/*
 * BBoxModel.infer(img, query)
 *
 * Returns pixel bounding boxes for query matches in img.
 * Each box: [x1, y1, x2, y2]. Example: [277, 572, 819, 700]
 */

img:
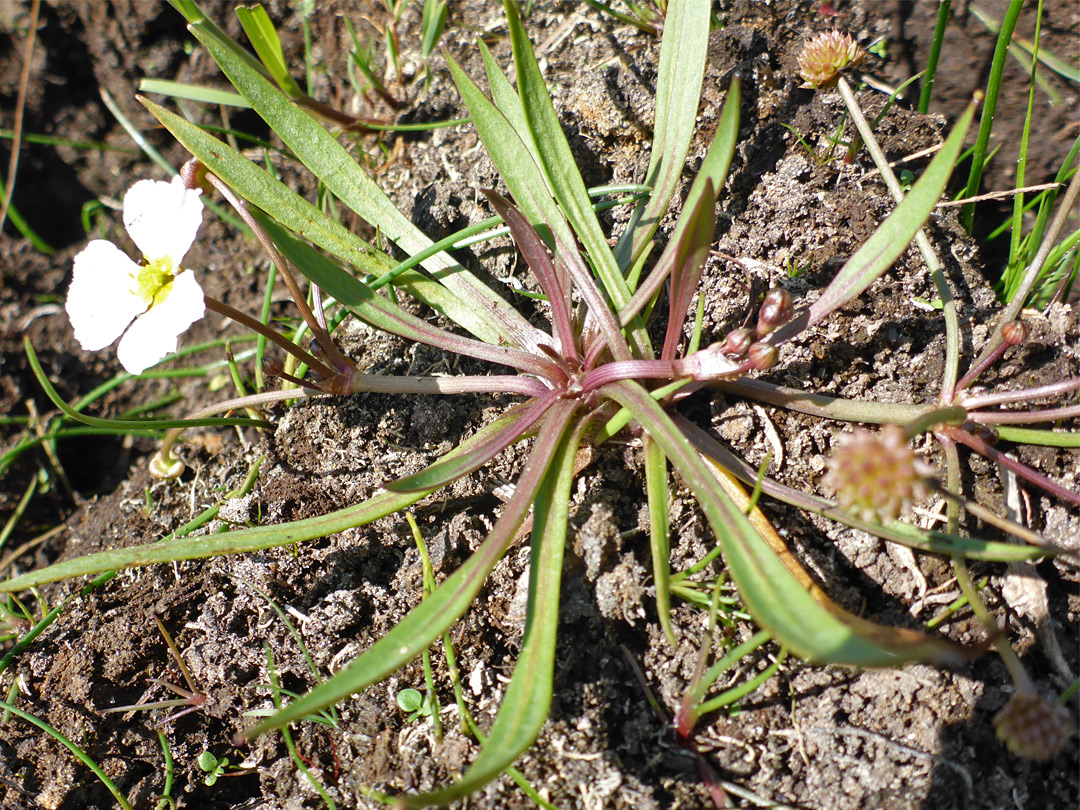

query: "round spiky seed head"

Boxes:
[994, 692, 1074, 761]
[747, 341, 779, 370]
[824, 425, 934, 521]
[1002, 320, 1030, 346]
[756, 288, 795, 337]
[798, 30, 865, 89]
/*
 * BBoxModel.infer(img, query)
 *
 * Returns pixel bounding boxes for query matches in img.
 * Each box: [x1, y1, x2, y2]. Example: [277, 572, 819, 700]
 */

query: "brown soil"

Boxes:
[0, 2, 1077, 810]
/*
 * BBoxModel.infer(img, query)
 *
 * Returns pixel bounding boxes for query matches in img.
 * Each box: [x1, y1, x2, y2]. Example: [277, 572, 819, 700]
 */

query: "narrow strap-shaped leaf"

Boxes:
[141, 98, 389, 276]
[241, 400, 581, 739]
[188, 25, 543, 351]
[645, 435, 677, 647]
[619, 74, 741, 329]
[402, 413, 588, 807]
[769, 98, 977, 346]
[660, 179, 716, 360]
[478, 41, 549, 204]
[612, 0, 712, 273]
[446, 52, 574, 259]
[0, 407, 531, 594]
[551, 229, 633, 363]
[674, 415, 1050, 563]
[253, 210, 563, 380]
[386, 388, 561, 492]
[604, 380, 963, 666]
[481, 191, 576, 362]
[234, 4, 303, 98]
[502, 1, 629, 312]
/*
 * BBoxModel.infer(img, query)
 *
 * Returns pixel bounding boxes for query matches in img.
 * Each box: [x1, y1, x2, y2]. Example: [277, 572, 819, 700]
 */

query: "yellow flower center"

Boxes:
[135, 257, 177, 308]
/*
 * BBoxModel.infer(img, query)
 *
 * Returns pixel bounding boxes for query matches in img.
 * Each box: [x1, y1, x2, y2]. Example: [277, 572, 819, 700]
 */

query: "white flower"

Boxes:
[66, 176, 206, 374]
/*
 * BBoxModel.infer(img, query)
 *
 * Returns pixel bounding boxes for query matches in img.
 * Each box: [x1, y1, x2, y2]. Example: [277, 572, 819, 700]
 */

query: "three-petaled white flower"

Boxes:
[66, 176, 206, 374]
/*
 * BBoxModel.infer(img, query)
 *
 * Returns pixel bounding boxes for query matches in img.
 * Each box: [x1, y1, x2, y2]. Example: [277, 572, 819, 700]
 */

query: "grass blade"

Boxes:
[961, 0, 1023, 231]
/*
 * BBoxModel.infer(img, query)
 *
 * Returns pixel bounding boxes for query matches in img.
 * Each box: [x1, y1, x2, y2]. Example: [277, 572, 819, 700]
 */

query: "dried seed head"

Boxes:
[994, 692, 1074, 761]
[824, 425, 934, 521]
[798, 30, 865, 88]
[756, 288, 795, 337]
[747, 342, 779, 370]
[1002, 320, 1030, 346]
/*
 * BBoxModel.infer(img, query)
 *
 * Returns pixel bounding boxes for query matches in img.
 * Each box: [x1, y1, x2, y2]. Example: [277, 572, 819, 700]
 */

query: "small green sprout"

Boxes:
[197, 751, 228, 787]
[866, 38, 889, 60]
[396, 687, 437, 723]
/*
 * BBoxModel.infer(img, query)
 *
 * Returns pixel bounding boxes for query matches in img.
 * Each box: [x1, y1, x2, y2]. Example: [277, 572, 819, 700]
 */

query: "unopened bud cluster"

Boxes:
[994, 692, 1074, 761]
[824, 425, 934, 521]
[681, 287, 794, 377]
[798, 30, 865, 89]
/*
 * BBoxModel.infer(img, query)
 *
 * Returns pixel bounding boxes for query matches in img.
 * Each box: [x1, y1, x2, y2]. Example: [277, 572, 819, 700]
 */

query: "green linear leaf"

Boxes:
[645, 436, 676, 648]
[0, 407, 526, 595]
[140, 98, 388, 275]
[189, 25, 539, 350]
[446, 52, 572, 257]
[607, 380, 962, 667]
[613, 0, 712, 272]
[235, 4, 303, 98]
[252, 210, 562, 379]
[502, 0, 629, 311]
[138, 79, 251, 108]
[403, 414, 586, 807]
[241, 401, 580, 739]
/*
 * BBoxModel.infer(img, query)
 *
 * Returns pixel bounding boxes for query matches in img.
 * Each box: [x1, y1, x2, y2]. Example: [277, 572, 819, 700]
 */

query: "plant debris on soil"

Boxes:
[0, 2, 1077, 809]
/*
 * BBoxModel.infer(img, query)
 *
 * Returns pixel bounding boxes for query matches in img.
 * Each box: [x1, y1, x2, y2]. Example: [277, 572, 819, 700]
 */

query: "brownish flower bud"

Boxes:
[756, 288, 795, 337]
[721, 326, 754, 357]
[262, 357, 286, 378]
[180, 159, 212, 194]
[994, 692, 1074, 761]
[824, 425, 935, 522]
[1002, 320, 1029, 346]
[797, 31, 865, 89]
[747, 342, 778, 370]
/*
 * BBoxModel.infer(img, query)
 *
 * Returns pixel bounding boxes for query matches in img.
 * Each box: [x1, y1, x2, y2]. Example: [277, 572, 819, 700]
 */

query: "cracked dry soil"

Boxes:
[0, 1, 1078, 809]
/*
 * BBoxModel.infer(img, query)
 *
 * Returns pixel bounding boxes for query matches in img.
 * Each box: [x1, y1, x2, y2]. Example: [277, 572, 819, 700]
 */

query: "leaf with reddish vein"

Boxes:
[255, 210, 564, 382]
[481, 191, 578, 363]
[386, 389, 564, 492]
[240, 400, 581, 741]
[661, 179, 717, 360]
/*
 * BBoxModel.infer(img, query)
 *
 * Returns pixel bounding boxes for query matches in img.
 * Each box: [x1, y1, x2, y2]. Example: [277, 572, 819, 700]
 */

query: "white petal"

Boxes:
[116, 271, 205, 374]
[66, 240, 146, 352]
[123, 176, 204, 264]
